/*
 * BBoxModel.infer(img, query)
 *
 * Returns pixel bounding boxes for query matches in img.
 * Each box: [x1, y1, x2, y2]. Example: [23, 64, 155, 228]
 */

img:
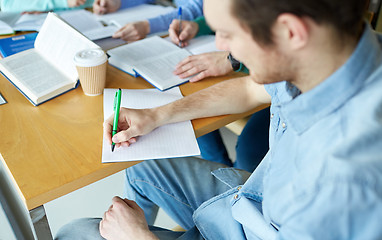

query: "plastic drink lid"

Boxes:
[74, 48, 108, 67]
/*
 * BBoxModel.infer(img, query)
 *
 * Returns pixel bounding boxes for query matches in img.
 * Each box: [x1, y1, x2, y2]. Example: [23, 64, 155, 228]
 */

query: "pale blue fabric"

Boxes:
[0, 0, 154, 12]
[127, 23, 382, 239]
[120, 0, 155, 9]
[0, 0, 94, 12]
[197, 107, 269, 172]
[55, 23, 382, 239]
[0, 0, 203, 35]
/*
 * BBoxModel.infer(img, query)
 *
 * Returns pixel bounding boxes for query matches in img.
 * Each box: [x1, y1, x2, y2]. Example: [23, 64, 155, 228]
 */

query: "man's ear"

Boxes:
[274, 13, 309, 50]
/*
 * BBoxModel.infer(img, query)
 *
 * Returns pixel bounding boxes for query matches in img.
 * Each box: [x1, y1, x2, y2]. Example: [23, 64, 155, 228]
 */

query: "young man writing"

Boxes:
[56, 0, 382, 239]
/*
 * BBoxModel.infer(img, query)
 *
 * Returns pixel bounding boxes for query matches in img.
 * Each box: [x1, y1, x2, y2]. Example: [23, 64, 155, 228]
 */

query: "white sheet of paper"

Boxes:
[96, 4, 174, 28]
[102, 88, 200, 163]
[164, 35, 219, 55]
[185, 35, 219, 55]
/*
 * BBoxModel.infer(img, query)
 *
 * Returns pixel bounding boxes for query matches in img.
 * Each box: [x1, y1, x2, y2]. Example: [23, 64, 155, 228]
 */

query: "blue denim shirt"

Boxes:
[193, 24, 382, 240]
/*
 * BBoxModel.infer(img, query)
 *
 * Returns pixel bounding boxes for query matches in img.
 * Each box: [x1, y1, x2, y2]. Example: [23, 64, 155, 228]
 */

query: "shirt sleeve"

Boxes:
[1, 0, 93, 12]
[148, 0, 203, 34]
[120, 0, 155, 9]
[275, 181, 382, 240]
[194, 16, 214, 36]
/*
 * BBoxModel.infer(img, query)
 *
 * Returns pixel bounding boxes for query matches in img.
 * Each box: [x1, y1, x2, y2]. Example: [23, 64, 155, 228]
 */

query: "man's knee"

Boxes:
[55, 218, 104, 240]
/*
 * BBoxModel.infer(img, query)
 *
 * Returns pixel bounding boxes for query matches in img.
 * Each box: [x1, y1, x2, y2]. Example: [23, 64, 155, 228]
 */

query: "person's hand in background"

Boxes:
[93, 0, 121, 15]
[112, 20, 150, 41]
[169, 19, 199, 47]
[174, 51, 233, 82]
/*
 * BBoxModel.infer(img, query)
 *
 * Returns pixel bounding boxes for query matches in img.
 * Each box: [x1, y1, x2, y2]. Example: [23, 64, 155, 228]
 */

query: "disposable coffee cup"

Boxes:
[74, 48, 108, 96]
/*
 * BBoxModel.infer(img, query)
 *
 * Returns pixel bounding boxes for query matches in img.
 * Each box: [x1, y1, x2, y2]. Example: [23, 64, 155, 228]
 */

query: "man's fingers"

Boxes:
[169, 20, 181, 43]
[169, 29, 180, 45]
[103, 121, 113, 144]
[179, 65, 203, 78]
[189, 71, 208, 82]
[113, 26, 133, 41]
[112, 196, 123, 204]
[112, 128, 137, 144]
[179, 28, 190, 41]
[112, 29, 123, 38]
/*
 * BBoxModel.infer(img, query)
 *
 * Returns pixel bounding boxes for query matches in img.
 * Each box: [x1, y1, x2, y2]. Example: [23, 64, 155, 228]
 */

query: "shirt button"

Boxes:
[237, 186, 242, 191]
[282, 122, 286, 128]
[234, 194, 239, 200]
[271, 113, 274, 119]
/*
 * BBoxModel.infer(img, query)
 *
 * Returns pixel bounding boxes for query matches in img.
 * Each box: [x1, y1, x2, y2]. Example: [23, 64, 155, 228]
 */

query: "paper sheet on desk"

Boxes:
[102, 88, 200, 163]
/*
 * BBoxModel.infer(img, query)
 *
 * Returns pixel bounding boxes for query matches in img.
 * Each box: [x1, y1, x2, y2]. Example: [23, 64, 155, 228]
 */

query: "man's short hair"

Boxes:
[231, 0, 369, 45]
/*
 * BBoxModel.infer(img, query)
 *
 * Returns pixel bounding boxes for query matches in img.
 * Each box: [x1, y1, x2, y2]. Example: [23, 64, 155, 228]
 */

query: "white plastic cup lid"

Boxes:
[73, 48, 108, 67]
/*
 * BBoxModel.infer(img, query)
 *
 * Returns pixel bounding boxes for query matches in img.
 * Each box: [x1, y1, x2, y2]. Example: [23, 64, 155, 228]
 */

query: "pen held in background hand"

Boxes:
[178, 7, 183, 47]
[111, 88, 122, 152]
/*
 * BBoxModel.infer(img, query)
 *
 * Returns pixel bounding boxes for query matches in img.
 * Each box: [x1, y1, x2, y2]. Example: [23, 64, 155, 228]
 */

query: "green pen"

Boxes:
[111, 88, 122, 152]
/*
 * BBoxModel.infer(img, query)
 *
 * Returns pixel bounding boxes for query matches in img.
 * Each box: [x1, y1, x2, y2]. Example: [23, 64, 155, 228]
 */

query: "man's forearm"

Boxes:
[154, 76, 271, 126]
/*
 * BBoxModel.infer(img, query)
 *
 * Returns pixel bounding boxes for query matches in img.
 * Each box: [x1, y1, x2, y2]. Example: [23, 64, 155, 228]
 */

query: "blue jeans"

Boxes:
[55, 158, 248, 240]
[197, 107, 270, 172]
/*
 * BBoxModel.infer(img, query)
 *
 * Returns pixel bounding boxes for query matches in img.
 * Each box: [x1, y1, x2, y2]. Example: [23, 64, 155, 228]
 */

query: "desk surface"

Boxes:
[0, 62, 262, 210]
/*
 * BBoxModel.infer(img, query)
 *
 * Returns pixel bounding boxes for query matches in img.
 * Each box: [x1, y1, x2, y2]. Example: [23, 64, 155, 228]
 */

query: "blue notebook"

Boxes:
[0, 32, 38, 58]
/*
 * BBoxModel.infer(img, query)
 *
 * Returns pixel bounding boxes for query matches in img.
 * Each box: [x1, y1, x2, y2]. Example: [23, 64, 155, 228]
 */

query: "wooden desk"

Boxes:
[0, 64, 263, 212]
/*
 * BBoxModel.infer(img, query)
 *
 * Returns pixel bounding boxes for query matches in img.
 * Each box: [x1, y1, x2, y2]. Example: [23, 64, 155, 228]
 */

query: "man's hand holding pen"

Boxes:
[103, 108, 160, 149]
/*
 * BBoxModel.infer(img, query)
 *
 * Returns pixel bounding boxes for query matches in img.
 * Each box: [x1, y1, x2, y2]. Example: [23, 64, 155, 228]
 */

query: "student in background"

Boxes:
[92, 0, 154, 14]
[169, 16, 270, 172]
[0, 0, 94, 12]
[93, 0, 203, 41]
[56, 0, 382, 239]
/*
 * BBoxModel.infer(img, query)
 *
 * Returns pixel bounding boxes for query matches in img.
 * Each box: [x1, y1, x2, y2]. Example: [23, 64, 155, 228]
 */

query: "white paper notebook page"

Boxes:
[133, 49, 191, 90]
[96, 4, 174, 28]
[102, 88, 200, 163]
[185, 35, 219, 55]
[35, 13, 99, 81]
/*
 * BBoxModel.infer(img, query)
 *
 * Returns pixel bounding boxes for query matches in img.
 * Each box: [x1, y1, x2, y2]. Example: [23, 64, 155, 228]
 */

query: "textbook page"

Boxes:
[164, 35, 219, 55]
[0, 49, 74, 104]
[12, 13, 48, 31]
[35, 13, 99, 81]
[185, 35, 219, 55]
[102, 88, 200, 163]
[133, 49, 191, 90]
[107, 36, 181, 75]
[96, 4, 174, 28]
[0, 20, 14, 35]
[107, 36, 178, 64]
[59, 9, 118, 40]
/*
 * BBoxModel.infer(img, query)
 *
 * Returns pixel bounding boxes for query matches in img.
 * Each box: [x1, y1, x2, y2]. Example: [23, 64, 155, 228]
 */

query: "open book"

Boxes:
[0, 12, 40, 35]
[0, 13, 99, 106]
[0, 10, 118, 41]
[0, 4, 175, 38]
[107, 35, 218, 91]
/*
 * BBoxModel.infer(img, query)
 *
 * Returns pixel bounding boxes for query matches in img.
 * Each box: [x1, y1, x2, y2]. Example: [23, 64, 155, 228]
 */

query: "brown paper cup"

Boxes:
[76, 61, 107, 96]
[74, 48, 108, 96]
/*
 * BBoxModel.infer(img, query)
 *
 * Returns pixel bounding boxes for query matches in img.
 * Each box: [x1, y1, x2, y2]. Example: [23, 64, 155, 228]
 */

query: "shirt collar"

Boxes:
[279, 23, 382, 135]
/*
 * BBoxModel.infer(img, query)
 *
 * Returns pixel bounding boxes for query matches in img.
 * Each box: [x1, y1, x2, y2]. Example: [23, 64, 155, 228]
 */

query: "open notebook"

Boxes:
[102, 87, 200, 163]
[107, 35, 218, 91]
[0, 154, 37, 240]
